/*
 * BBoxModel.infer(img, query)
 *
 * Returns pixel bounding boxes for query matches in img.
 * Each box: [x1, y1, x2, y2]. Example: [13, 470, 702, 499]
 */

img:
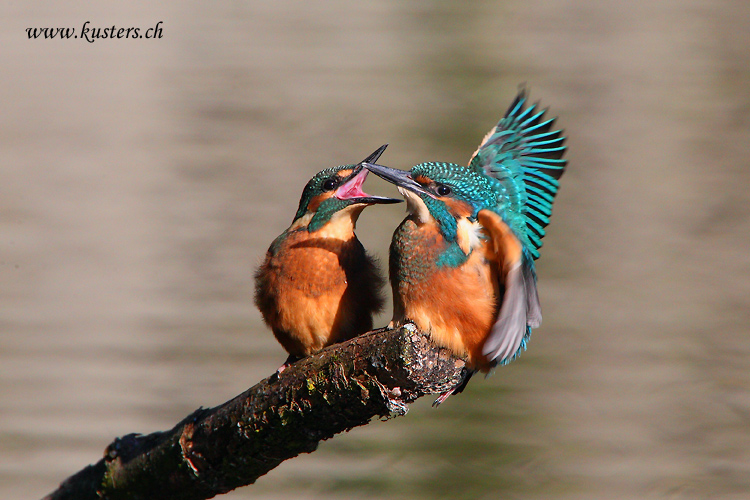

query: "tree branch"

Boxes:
[43, 326, 467, 500]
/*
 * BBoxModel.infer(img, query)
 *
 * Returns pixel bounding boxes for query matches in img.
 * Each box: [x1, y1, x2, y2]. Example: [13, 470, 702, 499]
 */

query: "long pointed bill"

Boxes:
[362, 162, 428, 195]
[360, 144, 389, 165]
[335, 166, 402, 205]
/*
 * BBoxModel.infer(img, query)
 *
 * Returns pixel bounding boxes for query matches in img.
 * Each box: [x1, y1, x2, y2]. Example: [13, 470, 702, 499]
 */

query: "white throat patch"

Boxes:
[399, 187, 433, 224]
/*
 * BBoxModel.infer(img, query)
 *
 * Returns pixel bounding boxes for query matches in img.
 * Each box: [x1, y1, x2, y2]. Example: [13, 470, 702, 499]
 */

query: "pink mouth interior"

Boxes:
[335, 169, 371, 200]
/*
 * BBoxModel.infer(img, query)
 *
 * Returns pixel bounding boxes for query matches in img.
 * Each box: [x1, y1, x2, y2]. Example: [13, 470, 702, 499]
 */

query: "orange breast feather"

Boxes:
[393, 220, 500, 370]
[255, 230, 383, 357]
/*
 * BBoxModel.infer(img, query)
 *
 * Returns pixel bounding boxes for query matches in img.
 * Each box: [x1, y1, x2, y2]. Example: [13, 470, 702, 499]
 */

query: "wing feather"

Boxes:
[469, 90, 567, 260]
[477, 209, 541, 365]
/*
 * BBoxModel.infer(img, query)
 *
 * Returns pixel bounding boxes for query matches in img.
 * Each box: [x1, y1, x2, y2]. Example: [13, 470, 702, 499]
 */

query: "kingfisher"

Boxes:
[365, 91, 567, 404]
[255, 145, 401, 372]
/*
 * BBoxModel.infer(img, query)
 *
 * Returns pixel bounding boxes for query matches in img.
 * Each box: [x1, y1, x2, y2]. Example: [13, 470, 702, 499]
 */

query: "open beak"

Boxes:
[362, 162, 428, 196]
[335, 163, 402, 205]
[361, 144, 389, 165]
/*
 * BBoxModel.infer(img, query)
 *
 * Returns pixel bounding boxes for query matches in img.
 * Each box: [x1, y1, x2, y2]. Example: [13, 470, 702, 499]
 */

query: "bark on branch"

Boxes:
[44, 326, 467, 500]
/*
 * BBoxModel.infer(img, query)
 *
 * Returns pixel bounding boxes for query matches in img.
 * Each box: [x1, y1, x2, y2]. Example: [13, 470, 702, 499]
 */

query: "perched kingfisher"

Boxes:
[255, 145, 401, 372]
[365, 91, 567, 404]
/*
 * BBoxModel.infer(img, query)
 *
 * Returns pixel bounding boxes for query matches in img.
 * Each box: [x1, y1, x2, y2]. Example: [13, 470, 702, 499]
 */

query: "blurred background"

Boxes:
[2, 1, 749, 499]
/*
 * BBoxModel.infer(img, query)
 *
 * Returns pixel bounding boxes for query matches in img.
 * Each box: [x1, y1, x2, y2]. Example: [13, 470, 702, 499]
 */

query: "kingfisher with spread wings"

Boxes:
[364, 91, 567, 404]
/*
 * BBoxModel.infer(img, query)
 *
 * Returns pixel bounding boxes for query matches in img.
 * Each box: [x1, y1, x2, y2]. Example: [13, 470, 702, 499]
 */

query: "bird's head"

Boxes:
[292, 145, 402, 233]
[364, 161, 497, 242]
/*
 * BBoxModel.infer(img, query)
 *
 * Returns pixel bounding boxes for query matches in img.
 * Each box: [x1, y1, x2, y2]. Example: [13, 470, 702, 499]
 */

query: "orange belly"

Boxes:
[255, 231, 384, 357]
[390, 219, 500, 370]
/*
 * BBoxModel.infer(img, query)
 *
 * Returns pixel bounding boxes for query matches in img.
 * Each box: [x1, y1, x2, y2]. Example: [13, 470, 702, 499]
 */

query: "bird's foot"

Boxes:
[275, 354, 302, 376]
[431, 368, 476, 407]
[432, 390, 454, 407]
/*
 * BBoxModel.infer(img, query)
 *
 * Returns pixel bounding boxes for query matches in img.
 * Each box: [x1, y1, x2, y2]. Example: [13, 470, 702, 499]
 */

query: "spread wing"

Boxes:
[477, 209, 541, 365]
[469, 90, 567, 260]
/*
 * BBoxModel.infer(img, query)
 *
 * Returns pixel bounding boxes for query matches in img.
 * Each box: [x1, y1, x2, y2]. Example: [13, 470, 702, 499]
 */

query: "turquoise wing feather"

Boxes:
[468, 90, 567, 260]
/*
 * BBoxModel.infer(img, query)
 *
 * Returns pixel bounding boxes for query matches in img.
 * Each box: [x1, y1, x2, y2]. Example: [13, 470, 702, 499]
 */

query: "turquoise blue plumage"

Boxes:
[468, 91, 567, 260]
[365, 90, 567, 404]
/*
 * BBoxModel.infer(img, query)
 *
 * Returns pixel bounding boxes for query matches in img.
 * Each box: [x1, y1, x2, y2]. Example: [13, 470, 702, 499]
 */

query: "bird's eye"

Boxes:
[436, 184, 452, 196]
[322, 178, 338, 191]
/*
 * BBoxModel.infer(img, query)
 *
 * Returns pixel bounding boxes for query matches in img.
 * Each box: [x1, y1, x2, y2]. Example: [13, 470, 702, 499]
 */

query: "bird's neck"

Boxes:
[401, 188, 460, 244]
[392, 218, 472, 274]
[431, 218, 484, 268]
[288, 205, 365, 241]
[400, 188, 432, 224]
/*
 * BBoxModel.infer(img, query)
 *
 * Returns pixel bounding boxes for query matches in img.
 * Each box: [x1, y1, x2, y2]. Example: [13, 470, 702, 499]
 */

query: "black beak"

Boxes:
[334, 160, 402, 205]
[360, 144, 389, 165]
[363, 162, 428, 195]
